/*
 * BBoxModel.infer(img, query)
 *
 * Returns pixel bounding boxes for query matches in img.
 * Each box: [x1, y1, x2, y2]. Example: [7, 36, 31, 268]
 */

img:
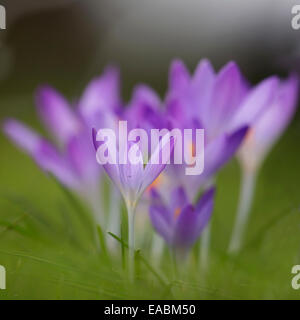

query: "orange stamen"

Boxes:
[174, 207, 181, 219]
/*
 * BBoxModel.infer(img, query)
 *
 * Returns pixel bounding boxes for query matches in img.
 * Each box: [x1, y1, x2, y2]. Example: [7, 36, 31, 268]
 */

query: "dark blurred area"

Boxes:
[0, 0, 299, 105]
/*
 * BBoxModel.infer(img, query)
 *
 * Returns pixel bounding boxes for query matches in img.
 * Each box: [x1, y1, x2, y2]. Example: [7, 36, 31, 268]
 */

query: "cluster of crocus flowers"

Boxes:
[3, 58, 298, 278]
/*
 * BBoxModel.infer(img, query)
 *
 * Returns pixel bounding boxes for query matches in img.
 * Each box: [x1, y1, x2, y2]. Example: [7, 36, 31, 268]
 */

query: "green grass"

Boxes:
[0, 98, 300, 300]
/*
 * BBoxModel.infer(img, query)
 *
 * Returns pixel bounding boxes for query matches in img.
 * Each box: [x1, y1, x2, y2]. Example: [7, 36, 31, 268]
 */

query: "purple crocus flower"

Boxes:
[3, 67, 120, 225]
[149, 186, 215, 255]
[163, 59, 249, 199]
[93, 127, 175, 278]
[236, 75, 299, 172]
[92, 129, 175, 208]
[157, 59, 249, 268]
[229, 74, 299, 253]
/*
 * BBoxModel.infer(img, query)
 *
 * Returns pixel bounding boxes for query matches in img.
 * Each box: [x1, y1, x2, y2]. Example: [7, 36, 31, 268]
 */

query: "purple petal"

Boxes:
[193, 59, 215, 83]
[67, 132, 100, 183]
[165, 96, 188, 128]
[36, 86, 79, 143]
[35, 140, 79, 189]
[92, 128, 121, 190]
[204, 126, 248, 178]
[228, 76, 279, 131]
[141, 134, 175, 193]
[150, 188, 164, 204]
[207, 62, 242, 136]
[118, 150, 144, 196]
[251, 75, 299, 158]
[170, 186, 189, 214]
[169, 59, 190, 92]
[3, 119, 41, 154]
[125, 86, 164, 131]
[195, 187, 215, 233]
[173, 205, 200, 248]
[150, 205, 172, 245]
[92, 128, 101, 150]
[78, 66, 120, 127]
[130, 84, 161, 110]
[3, 119, 78, 188]
[191, 59, 215, 121]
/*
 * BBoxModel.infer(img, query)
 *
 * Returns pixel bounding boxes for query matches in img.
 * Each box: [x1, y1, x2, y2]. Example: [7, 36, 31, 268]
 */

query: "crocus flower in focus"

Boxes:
[149, 186, 215, 257]
[93, 128, 174, 278]
[229, 75, 299, 253]
[3, 67, 121, 226]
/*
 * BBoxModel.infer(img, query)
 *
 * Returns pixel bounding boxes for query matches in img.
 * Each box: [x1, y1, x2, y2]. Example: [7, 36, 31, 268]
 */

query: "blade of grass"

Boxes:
[107, 232, 168, 286]
[245, 204, 299, 250]
[108, 231, 128, 247]
[97, 225, 110, 262]
[51, 176, 93, 230]
[0, 213, 29, 236]
[135, 249, 167, 286]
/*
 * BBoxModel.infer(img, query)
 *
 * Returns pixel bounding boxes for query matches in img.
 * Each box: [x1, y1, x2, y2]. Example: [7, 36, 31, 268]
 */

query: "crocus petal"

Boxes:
[125, 84, 164, 131]
[141, 134, 175, 193]
[3, 119, 41, 154]
[118, 143, 144, 198]
[228, 76, 279, 131]
[150, 188, 164, 204]
[67, 132, 100, 184]
[3, 119, 79, 188]
[193, 59, 215, 84]
[204, 126, 248, 179]
[195, 187, 215, 233]
[170, 186, 189, 214]
[207, 62, 242, 137]
[191, 59, 215, 121]
[242, 75, 299, 166]
[92, 128, 101, 150]
[35, 140, 79, 189]
[130, 84, 161, 110]
[78, 66, 120, 127]
[36, 86, 79, 143]
[169, 59, 190, 92]
[150, 205, 173, 245]
[165, 96, 188, 128]
[92, 128, 121, 190]
[172, 205, 200, 248]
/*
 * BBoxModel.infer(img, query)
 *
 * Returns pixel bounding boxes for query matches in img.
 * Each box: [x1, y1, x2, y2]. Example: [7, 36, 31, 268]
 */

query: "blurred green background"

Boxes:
[0, 0, 300, 299]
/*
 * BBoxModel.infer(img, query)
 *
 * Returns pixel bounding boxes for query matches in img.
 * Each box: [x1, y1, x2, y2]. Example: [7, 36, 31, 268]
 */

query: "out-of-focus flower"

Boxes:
[236, 75, 299, 172]
[4, 118, 97, 192]
[149, 186, 215, 256]
[3, 67, 120, 226]
[123, 84, 166, 133]
[229, 74, 299, 253]
[163, 59, 249, 199]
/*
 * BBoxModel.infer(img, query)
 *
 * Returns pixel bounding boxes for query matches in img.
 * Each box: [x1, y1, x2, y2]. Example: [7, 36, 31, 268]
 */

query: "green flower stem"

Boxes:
[126, 202, 137, 281]
[200, 223, 211, 272]
[228, 169, 257, 254]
